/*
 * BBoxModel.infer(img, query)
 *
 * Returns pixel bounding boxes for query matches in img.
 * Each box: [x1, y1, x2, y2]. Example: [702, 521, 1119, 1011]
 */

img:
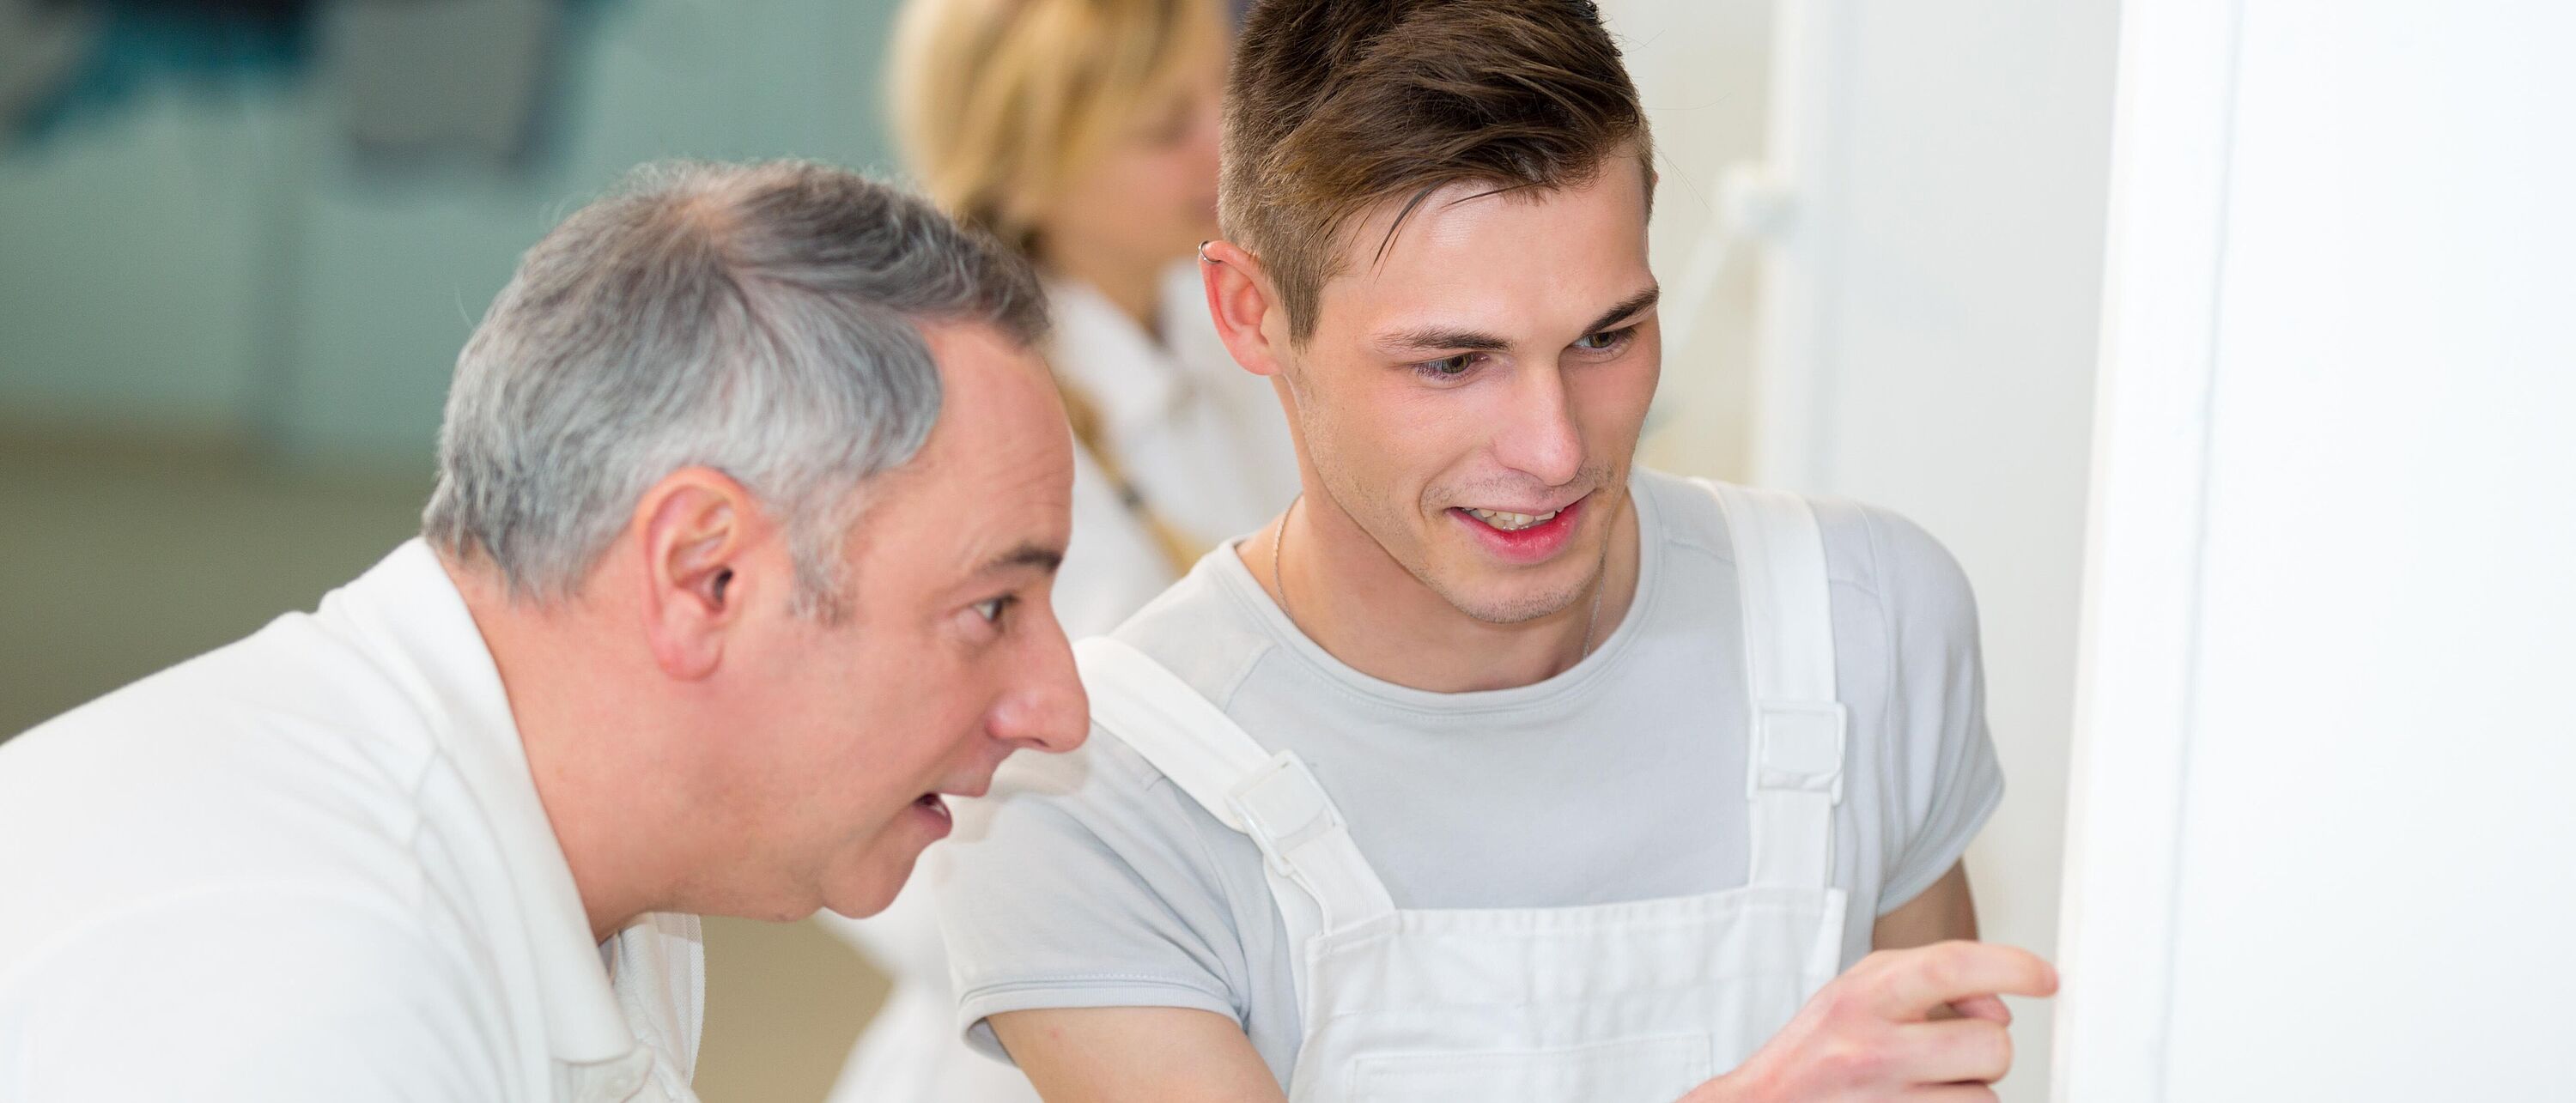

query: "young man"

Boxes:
[935, 2, 2054, 1101]
[0, 161, 1089, 1100]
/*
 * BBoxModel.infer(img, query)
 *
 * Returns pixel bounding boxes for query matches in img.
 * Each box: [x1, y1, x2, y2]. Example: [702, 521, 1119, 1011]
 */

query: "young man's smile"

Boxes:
[1449, 493, 1586, 562]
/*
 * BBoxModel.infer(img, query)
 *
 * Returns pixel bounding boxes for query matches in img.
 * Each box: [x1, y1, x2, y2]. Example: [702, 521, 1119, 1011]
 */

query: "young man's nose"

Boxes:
[1492, 361, 1586, 487]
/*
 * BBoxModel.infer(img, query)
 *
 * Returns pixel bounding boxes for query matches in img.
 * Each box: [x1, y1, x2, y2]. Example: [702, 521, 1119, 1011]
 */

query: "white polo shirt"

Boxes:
[0, 540, 702, 1102]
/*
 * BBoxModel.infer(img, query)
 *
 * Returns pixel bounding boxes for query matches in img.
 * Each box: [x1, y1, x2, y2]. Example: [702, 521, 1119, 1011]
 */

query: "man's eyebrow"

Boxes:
[1583, 287, 1662, 336]
[1371, 325, 1512, 356]
[1368, 286, 1664, 358]
[979, 542, 1064, 577]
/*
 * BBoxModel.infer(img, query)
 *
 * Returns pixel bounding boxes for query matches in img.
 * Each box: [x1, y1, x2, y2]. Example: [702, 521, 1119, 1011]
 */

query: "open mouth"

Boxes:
[1462, 506, 1562, 532]
[913, 792, 952, 826]
[1449, 496, 1585, 562]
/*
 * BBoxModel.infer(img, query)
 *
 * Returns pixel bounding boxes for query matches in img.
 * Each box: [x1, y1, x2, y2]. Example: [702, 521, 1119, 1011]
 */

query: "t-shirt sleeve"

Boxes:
[934, 736, 1258, 1064]
[0, 890, 509, 1101]
[1861, 506, 2008, 915]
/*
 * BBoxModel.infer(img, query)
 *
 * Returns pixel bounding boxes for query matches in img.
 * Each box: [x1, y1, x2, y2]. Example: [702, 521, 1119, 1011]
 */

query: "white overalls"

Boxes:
[1073, 481, 1851, 1103]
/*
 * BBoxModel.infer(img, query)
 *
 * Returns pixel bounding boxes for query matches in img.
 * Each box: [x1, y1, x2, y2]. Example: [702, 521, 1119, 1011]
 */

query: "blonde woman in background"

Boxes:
[823, 1, 1296, 1100]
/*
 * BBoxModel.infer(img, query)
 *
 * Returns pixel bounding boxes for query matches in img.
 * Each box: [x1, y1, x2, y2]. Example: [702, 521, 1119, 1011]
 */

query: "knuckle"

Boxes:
[1818, 978, 1872, 1022]
[1817, 1039, 1885, 1087]
[1943, 1021, 2012, 1082]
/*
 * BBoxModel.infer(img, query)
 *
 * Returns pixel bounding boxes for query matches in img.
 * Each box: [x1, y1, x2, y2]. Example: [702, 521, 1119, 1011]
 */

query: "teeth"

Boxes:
[1467, 506, 1560, 531]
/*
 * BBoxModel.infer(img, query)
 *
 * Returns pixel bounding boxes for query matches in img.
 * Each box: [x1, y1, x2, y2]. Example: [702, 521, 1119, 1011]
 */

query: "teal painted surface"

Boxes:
[0, 88, 274, 432]
[0, 0, 904, 464]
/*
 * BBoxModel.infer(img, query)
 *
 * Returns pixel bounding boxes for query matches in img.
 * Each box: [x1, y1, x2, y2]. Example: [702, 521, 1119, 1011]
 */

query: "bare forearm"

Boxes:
[993, 1007, 1287, 1103]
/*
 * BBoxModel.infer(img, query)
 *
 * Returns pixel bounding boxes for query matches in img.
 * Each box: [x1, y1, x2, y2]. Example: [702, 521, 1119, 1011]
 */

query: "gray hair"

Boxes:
[422, 159, 1047, 618]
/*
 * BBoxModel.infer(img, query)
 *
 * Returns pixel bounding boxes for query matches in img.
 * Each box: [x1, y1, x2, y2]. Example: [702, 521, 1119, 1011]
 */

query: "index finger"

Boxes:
[1870, 941, 2058, 1019]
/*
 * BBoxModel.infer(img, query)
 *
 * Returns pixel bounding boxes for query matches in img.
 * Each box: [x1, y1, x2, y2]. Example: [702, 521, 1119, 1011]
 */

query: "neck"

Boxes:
[1041, 242, 1165, 340]
[1243, 488, 1642, 694]
[445, 559, 688, 944]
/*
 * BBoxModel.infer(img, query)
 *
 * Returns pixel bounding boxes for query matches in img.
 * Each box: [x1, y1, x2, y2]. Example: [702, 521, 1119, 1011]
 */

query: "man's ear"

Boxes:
[633, 467, 763, 681]
[1200, 239, 1291, 379]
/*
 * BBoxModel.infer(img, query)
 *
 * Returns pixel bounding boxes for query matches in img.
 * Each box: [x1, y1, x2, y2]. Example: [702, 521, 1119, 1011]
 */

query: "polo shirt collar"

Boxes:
[325, 539, 642, 1070]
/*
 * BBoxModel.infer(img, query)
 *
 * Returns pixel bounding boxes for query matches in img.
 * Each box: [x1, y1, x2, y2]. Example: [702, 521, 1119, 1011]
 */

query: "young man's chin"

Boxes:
[1428, 555, 1603, 627]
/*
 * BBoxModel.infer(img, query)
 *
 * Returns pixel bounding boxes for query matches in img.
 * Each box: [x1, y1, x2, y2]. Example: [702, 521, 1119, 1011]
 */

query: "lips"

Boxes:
[1451, 495, 1585, 563]
[1463, 506, 1562, 531]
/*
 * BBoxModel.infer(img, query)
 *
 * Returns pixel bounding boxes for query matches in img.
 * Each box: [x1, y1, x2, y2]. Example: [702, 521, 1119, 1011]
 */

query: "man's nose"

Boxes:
[990, 620, 1091, 755]
[1492, 361, 1586, 487]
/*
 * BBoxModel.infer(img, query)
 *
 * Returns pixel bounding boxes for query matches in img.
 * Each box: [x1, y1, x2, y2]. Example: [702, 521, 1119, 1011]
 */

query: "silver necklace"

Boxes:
[1271, 494, 1611, 659]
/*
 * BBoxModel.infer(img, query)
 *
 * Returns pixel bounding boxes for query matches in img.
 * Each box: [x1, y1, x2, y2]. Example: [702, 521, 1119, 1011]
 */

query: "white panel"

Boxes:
[2161, 1, 2576, 1098]
[2063, 0, 2576, 1098]
[2050, 0, 2243, 1098]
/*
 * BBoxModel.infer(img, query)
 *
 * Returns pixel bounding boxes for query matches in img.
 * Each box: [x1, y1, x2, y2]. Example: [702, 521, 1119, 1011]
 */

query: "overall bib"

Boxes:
[1075, 482, 1850, 1103]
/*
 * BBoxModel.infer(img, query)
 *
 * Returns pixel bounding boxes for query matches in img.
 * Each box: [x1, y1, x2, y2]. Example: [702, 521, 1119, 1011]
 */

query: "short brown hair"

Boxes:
[1220, 0, 1652, 343]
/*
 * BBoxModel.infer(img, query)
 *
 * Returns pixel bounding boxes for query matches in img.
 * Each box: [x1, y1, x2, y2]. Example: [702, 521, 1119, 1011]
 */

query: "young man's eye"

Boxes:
[973, 595, 1017, 625]
[1575, 325, 1636, 353]
[1411, 353, 1483, 379]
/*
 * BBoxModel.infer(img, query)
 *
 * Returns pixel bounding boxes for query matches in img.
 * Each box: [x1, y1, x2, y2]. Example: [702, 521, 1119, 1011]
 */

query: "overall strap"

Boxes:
[1072, 638, 1397, 1016]
[1701, 481, 1848, 891]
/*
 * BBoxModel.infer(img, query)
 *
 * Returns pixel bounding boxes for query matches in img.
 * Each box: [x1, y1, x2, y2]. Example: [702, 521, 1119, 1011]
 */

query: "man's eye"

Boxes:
[1413, 353, 1481, 379]
[973, 596, 1016, 624]
[1575, 325, 1635, 353]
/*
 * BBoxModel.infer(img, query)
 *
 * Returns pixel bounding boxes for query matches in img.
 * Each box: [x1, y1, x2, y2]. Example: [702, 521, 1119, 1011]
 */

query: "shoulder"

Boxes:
[1811, 499, 1979, 635]
[2, 886, 465, 995]
[0, 604, 443, 806]
[953, 565, 1281, 936]
[1633, 470, 1975, 627]
[1108, 548, 1283, 707]
[1629, 468, 1727, 555]
[0, 615, 443, 964]
[975, 548, 1279, 886]
[939, 721, 1273, 1014]
[966, 716, 1226, 865]
[9, 599, 446, 772]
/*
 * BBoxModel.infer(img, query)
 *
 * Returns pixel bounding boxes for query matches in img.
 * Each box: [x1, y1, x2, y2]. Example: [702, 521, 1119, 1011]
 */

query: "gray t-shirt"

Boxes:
[936, 469, 2003, 1084]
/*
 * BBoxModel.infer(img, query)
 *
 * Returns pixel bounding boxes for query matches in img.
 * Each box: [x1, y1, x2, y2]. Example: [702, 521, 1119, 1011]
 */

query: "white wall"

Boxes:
[1599, 0, 1771, 482]
[2056, 2, 2576, 1100]
[1737, 2, 2123, 1098]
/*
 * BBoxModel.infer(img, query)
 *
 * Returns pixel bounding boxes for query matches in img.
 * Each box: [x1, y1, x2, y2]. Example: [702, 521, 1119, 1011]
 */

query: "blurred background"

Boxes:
[14, 0, 2567, 1100]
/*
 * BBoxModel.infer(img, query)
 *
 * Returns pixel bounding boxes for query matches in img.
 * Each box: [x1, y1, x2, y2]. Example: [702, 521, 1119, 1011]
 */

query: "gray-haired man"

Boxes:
[0, 161, 1089, 1101]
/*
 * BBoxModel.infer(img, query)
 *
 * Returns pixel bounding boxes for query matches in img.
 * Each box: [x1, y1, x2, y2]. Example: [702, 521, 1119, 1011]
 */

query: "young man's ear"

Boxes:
[632, 467, 761, 680]
[1199, 239, 1291, 379]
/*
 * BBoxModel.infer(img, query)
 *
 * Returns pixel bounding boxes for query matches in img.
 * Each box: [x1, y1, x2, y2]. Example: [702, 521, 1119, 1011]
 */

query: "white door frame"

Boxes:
[2049, 0, 2243, 1099]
